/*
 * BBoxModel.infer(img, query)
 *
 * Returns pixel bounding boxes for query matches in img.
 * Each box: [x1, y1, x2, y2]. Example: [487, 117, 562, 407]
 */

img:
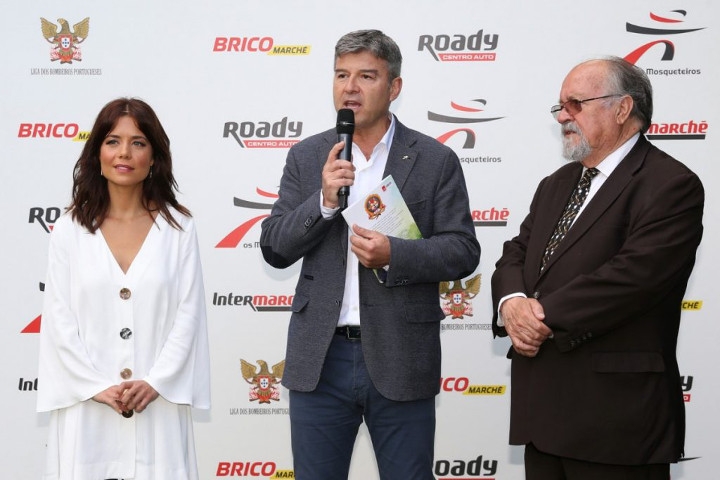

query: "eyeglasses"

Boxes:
[550, 94, 623, 119]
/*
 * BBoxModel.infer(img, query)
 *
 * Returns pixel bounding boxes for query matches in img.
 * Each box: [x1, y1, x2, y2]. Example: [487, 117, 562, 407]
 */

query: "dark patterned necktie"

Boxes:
[540, 167, 599, 271]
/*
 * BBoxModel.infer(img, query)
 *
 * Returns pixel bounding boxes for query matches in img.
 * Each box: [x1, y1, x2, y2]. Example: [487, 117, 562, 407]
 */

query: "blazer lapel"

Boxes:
[539, 137, 649, 276]
[382, 120, 417, 191]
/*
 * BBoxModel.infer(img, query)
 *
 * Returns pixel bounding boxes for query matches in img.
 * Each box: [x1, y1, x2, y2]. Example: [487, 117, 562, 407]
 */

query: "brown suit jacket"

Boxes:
[491, 135, 704, 465]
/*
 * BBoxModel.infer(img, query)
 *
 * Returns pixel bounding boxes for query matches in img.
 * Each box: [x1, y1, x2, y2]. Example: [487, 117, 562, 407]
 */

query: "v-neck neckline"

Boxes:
[98, 215, 160, 276]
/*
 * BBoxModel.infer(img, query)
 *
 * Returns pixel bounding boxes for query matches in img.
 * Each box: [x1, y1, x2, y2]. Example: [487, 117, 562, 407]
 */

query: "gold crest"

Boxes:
[41, 17, 90, 64]
[440, 274, 481, 319]
[240, 359, 285, 404]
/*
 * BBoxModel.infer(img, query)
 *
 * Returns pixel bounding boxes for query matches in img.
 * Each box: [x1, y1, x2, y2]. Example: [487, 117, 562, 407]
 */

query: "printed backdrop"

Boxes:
[2, 1, 717, 478]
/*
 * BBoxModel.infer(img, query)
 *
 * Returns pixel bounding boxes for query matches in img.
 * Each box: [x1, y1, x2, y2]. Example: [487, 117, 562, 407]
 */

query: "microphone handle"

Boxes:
[337, 132, 352, 210]
[338, 132, 352, 160]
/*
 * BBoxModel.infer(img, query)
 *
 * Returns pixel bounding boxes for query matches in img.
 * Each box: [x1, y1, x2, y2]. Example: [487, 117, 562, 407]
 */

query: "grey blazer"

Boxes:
[260, 117, 480, 401]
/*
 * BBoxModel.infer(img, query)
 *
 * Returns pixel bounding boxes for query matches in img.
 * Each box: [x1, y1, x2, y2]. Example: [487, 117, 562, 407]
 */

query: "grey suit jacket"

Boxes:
[260, 117, 480, 401]
[491, 135, 704, 464]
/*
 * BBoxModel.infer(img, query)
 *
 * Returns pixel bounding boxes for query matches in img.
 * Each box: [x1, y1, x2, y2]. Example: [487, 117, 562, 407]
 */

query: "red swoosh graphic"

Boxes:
[256, 188, 279, 198]
[451, 101, 483, 113]
[215, 215, 269, 248]
[650, 12, 683, 23]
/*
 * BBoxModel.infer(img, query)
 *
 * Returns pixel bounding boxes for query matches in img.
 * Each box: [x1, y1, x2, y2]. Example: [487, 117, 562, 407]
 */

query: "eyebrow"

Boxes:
[105, 133, 148, 140]
[335, 68, 380, 75]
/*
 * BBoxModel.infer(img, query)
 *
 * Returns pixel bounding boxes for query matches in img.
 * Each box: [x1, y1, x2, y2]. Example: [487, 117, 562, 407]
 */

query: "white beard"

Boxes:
[562, 122, 591, 162]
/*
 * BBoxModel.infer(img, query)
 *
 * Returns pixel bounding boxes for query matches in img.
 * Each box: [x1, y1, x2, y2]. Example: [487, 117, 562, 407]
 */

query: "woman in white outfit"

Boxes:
[37, 98, 211, 480]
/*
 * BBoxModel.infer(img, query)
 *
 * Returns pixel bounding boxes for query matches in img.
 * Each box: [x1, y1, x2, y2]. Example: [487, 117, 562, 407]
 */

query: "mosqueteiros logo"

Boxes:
[623, 9, 706, 75]
[223, 117, 303, 148]
[419, 29, 499, 62]
[429, 99, 504, 162]
[646, 119, 709, 141]
[213, 35, 311, 56]
[216, 188, 277, 248]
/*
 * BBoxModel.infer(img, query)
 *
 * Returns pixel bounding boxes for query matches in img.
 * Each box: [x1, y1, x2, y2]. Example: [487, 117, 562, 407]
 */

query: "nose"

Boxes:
[555, 106, 572, 124]
[118, 141, 131, 158]
[344, 75, 359, 92]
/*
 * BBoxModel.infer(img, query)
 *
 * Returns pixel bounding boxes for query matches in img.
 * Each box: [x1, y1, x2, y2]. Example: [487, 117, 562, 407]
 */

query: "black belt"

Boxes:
[335, 325, 361, 340]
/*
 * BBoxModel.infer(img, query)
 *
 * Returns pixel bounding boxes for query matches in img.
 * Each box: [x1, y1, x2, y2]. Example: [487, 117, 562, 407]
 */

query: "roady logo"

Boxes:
[419, 29, 498, 62]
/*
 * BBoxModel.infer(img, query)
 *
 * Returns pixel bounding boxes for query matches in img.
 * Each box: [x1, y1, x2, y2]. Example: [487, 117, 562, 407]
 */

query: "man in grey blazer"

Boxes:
[260, 30, 479, 480]
[492, 56, 704, 479]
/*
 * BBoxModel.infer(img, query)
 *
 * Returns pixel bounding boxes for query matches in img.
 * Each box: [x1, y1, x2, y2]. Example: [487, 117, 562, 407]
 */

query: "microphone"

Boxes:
[336, 108, 354, 210]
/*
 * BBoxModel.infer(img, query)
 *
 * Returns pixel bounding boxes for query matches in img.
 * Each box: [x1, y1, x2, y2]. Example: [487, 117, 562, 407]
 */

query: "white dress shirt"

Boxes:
[321, 115, 396, 327]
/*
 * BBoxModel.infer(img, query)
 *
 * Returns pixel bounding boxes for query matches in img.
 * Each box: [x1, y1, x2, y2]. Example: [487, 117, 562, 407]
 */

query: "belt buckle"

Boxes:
[340, 326, 361, 340]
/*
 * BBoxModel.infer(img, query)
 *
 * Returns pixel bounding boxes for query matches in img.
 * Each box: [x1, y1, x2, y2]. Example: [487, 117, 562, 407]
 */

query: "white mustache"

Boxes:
[562, 122, 580, 135]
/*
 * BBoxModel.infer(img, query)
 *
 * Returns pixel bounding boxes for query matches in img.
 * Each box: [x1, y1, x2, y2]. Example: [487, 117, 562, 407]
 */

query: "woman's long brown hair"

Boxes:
[68, 97, 190, 232]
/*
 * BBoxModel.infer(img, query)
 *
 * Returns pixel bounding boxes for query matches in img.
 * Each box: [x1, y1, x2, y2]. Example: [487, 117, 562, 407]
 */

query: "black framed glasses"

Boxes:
[550, 94, 623, 119]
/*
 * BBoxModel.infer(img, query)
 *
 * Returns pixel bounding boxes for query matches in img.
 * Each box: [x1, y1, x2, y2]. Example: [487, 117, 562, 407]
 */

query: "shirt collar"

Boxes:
[593, 132, 640, 178]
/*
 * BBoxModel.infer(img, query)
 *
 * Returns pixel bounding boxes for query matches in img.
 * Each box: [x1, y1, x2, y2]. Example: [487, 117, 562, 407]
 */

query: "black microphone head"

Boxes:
[336, 108, 355, 134]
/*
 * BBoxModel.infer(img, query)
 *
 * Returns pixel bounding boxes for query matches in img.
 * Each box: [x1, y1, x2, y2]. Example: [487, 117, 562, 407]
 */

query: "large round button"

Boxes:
[120, 368, 132, 379]
[122, 409, 134, 418]
[119, 288, 131, 300]
[120, 328, 132, 340]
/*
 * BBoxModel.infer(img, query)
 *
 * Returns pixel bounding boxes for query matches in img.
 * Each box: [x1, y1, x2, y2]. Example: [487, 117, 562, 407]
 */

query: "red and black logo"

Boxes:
[429, 99, 504, 149]
[216, 189, 277, 249]
[624, 10, 706, 65]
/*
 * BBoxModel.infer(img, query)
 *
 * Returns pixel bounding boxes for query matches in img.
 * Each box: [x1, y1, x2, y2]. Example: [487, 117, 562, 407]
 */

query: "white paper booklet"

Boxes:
[341, 175, 422, 240]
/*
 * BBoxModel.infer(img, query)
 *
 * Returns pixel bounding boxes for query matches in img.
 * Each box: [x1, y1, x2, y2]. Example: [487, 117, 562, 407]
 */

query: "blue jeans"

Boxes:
[289, 334, 436, 480]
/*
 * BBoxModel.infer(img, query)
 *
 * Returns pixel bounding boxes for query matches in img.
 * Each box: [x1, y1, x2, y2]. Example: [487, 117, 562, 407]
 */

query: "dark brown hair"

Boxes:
[68, 97, 190, 232]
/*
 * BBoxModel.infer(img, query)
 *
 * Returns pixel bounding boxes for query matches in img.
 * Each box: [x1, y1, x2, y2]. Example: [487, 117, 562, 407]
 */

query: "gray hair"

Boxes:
[602, 56, 653, 133]
[334, 29, 402, 82]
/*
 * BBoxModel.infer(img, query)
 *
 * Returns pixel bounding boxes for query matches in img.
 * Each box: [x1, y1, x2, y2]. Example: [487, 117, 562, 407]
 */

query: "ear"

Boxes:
[616, 95, 634, 125]
[389, 76, 402, 102]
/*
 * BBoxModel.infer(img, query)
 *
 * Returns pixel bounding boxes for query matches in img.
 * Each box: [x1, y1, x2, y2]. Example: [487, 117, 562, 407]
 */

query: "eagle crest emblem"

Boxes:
[41, 17, 90, 64]
[364, 193, 385, 220]
[240, 359, 285, 404]
[440, 274, 481, 319]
